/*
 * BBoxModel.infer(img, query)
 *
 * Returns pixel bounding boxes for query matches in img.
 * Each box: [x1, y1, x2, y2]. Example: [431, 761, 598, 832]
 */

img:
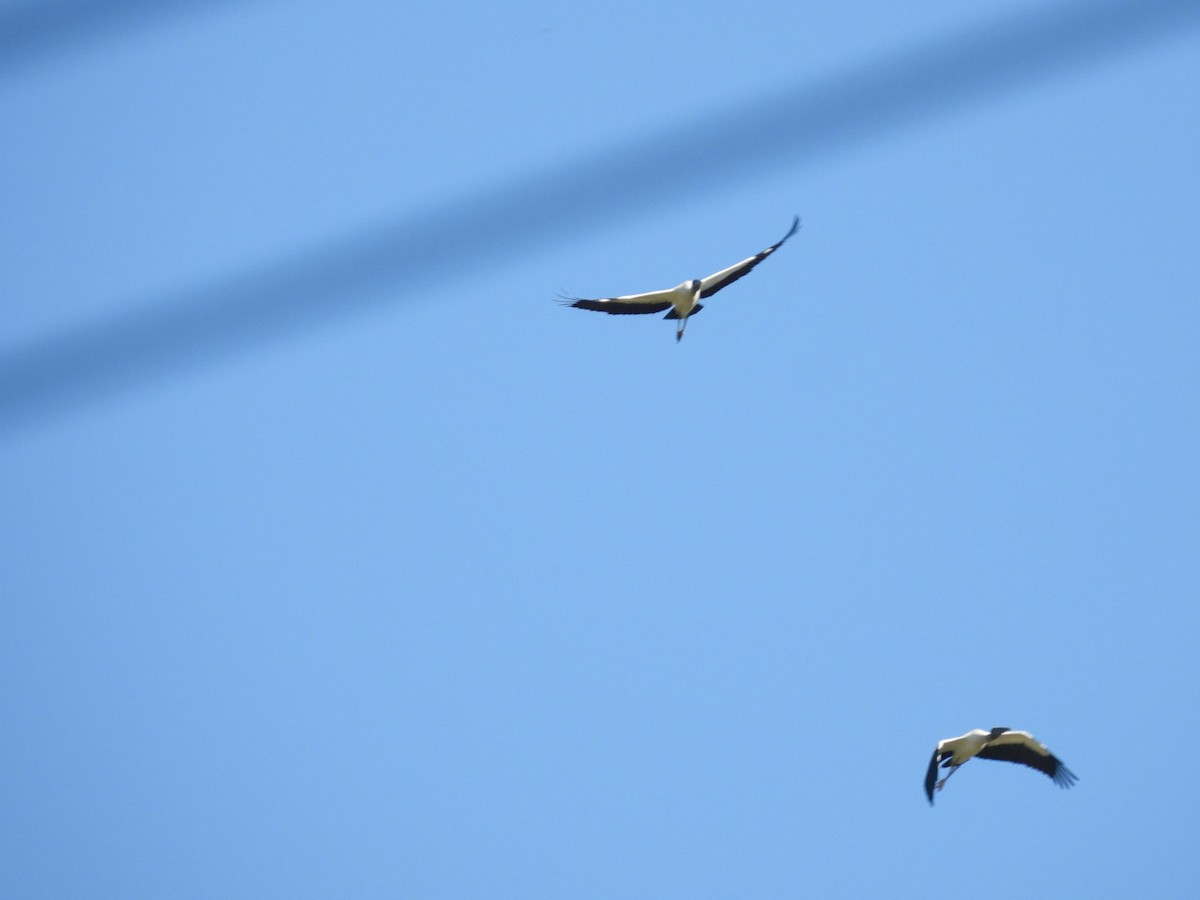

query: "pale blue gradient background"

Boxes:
[2, 1, 1198, 897]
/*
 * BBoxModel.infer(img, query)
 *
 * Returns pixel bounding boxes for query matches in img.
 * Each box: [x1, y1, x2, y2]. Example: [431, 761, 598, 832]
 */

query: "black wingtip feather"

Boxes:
[1051, 760, 1079, 789]
[924, 748, 942, 805]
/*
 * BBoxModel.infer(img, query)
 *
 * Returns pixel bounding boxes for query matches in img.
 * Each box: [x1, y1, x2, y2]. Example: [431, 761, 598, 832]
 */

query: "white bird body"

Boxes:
[937, 728, 997, 766]
[560, 216, 800, 341]
[925, 727, 1077, 804]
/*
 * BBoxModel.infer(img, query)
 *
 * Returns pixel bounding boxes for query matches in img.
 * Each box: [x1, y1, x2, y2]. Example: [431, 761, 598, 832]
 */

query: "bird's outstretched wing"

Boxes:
[557, 289, 675, 316]
[924, 747, 943, 805]
[976, 732, 1078, 788]
[697, 215, 801, 299]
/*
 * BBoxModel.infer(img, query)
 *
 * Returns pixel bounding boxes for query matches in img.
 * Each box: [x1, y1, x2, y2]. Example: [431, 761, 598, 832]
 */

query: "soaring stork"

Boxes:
[925, 727, 1077, 805]
[559, 215, 800, 342]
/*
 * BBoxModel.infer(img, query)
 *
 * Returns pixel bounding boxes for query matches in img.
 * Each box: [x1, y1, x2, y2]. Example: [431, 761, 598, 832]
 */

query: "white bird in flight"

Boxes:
[925, 727, 1078, 805]
[560, 215, 800, 342]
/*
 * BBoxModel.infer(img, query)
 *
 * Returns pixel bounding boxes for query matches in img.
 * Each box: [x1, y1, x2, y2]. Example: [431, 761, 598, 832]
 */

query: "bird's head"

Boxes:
[988, 727, 1011, 737]
[689, 278, 702, 294]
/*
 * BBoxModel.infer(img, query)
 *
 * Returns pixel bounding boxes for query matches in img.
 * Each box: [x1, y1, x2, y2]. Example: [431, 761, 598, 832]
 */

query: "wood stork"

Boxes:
[559, 215, 800, 342]
[925, 727, 1077, 805]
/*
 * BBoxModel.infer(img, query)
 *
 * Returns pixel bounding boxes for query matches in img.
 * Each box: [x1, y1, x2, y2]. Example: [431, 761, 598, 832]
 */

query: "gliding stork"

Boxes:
[925, 727, 1077, 805]
[559, 215, 800, 342]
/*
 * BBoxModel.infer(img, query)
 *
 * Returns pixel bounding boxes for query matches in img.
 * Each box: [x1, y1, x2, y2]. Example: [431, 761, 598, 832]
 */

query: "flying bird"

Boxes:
[559, 215, 800, 342]
[925, 727, 1077, 804]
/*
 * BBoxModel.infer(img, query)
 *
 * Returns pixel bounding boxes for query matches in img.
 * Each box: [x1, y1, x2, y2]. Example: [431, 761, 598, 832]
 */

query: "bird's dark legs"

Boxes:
[935, 766, 960, 793]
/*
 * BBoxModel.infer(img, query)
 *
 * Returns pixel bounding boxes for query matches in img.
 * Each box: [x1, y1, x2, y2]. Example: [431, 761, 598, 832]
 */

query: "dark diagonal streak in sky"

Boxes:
[0, 0, 248, 80]
[2, 0, 1199, 434]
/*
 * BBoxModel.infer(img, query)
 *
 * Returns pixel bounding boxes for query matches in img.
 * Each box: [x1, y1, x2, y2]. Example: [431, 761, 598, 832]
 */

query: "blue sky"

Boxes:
[2, 1, 1199, 897]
